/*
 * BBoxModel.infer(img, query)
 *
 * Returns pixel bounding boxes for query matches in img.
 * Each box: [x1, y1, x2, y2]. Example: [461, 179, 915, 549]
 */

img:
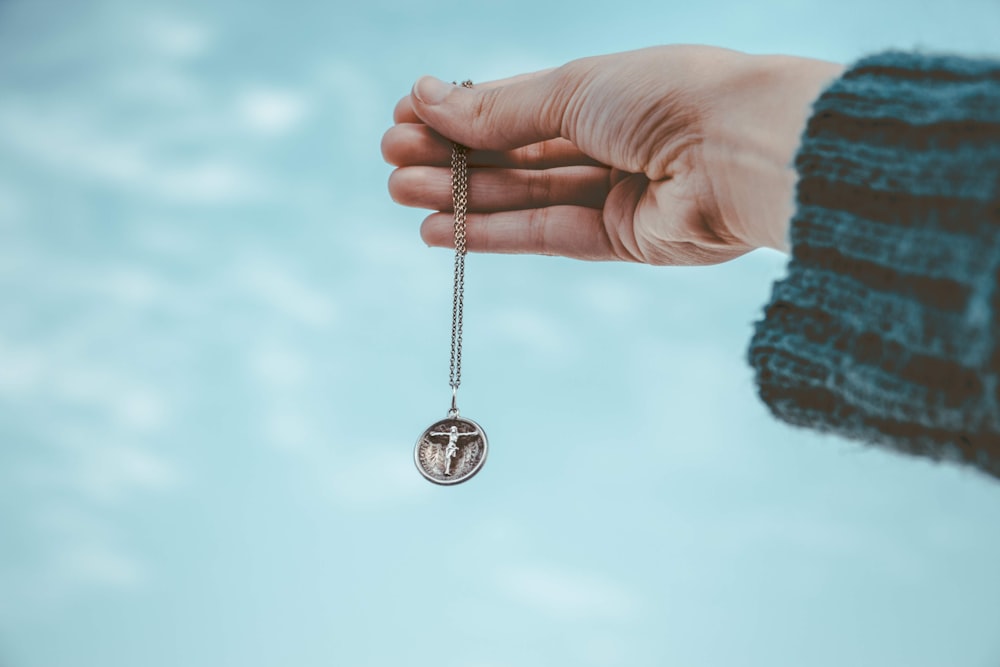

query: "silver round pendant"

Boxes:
[414, 416, 488, 485]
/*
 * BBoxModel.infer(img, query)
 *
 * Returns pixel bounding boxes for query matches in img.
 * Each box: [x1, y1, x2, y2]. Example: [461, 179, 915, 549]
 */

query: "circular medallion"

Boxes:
[414, 416, 488, 485]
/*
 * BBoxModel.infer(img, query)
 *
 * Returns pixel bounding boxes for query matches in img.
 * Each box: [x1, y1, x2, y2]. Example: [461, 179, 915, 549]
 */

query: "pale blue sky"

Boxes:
[1, 0, 999, 666]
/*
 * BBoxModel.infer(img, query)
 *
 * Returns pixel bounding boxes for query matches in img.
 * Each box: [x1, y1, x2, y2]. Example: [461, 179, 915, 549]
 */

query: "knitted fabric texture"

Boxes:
[749, 51, 1000, 480]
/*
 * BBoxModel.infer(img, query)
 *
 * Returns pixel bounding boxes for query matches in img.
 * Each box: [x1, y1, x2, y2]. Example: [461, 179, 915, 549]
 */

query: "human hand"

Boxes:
[382, 45, 843, 265]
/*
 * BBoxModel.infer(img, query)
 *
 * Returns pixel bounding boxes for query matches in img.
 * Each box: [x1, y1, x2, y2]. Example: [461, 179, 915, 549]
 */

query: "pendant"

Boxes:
[414, 415, 488, 485]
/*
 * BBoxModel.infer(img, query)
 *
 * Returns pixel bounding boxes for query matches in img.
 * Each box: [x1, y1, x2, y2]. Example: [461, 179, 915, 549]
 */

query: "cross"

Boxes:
[427, 425, 481, 475]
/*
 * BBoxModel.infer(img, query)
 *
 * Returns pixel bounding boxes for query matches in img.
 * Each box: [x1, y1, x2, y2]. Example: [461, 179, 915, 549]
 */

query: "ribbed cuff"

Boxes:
[748, 51, 1000, 479]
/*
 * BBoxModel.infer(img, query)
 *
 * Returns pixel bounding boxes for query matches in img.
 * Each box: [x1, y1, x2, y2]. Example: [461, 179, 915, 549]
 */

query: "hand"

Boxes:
[382, 45, 843, 265]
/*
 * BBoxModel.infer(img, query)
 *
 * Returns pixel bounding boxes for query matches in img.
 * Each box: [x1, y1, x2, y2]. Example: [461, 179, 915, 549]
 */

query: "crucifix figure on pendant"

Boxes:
[427, 424, 482, 476]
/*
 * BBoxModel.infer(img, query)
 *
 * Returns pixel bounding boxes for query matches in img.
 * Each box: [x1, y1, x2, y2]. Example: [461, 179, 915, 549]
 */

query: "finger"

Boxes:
[420, 207, 631, 262]
[393, 69, 555, 124]
[390, 165, 611, 212]
[409, 70, 570, 150]
[382, 123, 601, 169]
[393, 95, 420, 124]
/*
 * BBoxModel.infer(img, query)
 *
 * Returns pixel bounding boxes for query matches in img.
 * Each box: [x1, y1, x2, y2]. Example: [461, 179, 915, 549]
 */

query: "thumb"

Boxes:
[410, 72, 568, 151]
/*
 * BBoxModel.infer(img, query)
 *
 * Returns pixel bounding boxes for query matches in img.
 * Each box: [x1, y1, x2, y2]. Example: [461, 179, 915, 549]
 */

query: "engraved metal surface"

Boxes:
[414, 416, 488, 485]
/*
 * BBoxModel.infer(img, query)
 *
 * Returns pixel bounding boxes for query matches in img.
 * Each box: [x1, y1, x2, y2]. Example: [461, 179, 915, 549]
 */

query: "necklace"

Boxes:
[414, 80, 489, 485]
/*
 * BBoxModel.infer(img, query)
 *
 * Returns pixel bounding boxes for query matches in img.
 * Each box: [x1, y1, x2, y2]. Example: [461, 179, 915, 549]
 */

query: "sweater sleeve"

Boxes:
[748, 51, 1000, 480]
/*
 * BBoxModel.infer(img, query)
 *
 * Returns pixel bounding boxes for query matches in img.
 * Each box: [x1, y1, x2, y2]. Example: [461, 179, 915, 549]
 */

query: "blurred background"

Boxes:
[1, 0, 999, 665]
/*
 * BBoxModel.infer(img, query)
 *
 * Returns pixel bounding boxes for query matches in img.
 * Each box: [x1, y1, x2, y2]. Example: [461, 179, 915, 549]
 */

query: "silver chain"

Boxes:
[448, 80, 473, 417]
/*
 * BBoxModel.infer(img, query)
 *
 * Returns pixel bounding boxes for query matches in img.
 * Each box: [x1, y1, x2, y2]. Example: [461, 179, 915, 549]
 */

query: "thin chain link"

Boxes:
[448, 80, 474, 407]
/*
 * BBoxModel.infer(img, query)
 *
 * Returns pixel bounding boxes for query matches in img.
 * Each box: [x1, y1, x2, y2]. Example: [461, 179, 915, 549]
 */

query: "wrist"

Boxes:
[710, 54, 845, 253]
[762, 56, 846, 253]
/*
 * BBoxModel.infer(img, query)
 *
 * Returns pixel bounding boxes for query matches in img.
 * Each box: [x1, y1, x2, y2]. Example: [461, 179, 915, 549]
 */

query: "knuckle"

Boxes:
[547, 60, 596, 139]
[553, 58, 589, 86]
[470, 89, 499, 139]
[526, 169, 551, 205]
[522, 141, 547, 166]
[526, 208, 549, 254]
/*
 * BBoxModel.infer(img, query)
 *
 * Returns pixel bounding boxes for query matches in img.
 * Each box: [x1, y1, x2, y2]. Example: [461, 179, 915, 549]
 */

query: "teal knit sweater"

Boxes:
[749, 52, 1000, 480]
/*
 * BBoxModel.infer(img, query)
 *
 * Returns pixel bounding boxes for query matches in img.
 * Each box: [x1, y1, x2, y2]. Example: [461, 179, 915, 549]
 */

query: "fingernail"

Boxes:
[413, 76, 454, 105]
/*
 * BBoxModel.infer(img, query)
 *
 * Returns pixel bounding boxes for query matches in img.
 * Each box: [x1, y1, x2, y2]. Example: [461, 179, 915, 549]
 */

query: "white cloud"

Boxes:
[317, 60, 382, 132]
[56, 541, 145, 589]
[0, 105, 269, 204]
[158, 160, 265, 202]
[75, 442, 179, 504]
[103, 266, 164, 306]
[248, 389, 431, 506]
[483, 306, 576, 362]
[237, 260, 338, 328]
[578, 278, 643, 320]
[0, 538, 146, 623]
[141, 14, 212, 60]
[132, 219, 202, 260]
[325, 445, 431, 509]
[0, 183, 27, 228]
[44, 363, 171, 435]
[250, 342, 310, 388]
[12, 425, 179, 505]
[0, 341, 44, 393]
[262, 407, 318, 451]
[249, 393, 428, 509]
[0, 336, 173, 435]
[497, 564, 641, 621]
[355, 226, 442, 273]
[110, 66, 205, 107]
[578, 634, 630, 667]
[238, 88, 310, 135]
[112, 390, 170, 432]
